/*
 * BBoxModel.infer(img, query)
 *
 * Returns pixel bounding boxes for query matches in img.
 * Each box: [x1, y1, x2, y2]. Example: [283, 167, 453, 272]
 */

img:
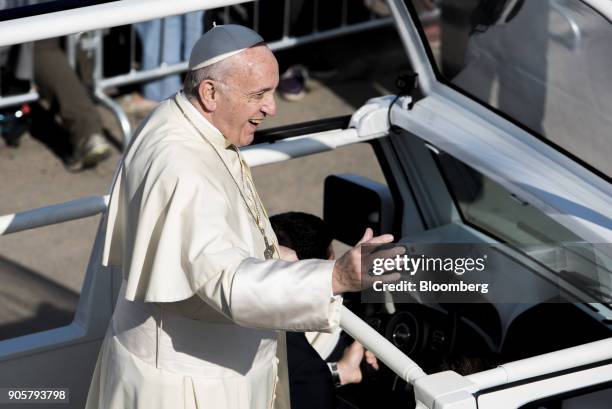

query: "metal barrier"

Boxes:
[0, 124, 360, 236]
[0, 0, 242, 112]
[0, 31, 90, 111]
[0, 90, 38, 109]
[0, 195, 109, 236]
[0, 0, 439, 142]
[0, 43, 38, 109]
[89, 0, 399, 144]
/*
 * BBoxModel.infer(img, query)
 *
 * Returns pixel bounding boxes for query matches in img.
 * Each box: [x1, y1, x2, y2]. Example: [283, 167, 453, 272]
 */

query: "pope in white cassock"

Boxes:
[85, 24, 395, 409]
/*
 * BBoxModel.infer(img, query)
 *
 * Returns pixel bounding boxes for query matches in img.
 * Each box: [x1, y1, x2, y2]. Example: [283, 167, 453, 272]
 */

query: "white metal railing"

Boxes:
[0, 0, 439, 140]
[466, 336, 612, 390]
[0, 0, 232, 46]
[0, 42, 38, 109]
[0, 0, 399, 139]
[0, 195, 109, 236]
[0, 126, 384, 236]
[0, 32, 96, 110]
[0, 0, 240, 113]
[340, 306, 427, 383]
[0, 90, 38, 109]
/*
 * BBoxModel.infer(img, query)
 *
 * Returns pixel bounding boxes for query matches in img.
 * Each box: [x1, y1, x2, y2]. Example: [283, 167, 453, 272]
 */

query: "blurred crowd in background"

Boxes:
[0, 0, 403, 171]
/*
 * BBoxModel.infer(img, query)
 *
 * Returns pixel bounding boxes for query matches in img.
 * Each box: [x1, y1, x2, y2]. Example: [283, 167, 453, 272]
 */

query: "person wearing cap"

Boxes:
[85, 24, 395, 409]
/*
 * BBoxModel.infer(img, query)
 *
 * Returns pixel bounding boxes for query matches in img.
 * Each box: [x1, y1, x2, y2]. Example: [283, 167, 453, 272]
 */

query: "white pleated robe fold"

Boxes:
[85, 92, 342, 409]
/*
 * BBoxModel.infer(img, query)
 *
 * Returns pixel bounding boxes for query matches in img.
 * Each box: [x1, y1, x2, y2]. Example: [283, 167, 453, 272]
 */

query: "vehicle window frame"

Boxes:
[474, 362, 612, 408]
[402, 0, 612, 184]
[518, 379, 612, 408]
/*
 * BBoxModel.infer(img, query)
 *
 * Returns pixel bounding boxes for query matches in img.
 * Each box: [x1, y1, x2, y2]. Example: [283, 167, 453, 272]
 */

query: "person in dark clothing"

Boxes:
[271, 211, 335, 260]
[285, 327, 337, 409]
[270, 212, 378, 409]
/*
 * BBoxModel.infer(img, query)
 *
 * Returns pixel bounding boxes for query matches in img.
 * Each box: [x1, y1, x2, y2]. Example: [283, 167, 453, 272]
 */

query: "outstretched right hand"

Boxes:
[332, 228, 402, 295]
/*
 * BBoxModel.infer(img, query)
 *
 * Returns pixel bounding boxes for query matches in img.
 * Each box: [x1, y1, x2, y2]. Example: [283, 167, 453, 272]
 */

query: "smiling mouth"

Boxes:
[248, 119, 264, 126]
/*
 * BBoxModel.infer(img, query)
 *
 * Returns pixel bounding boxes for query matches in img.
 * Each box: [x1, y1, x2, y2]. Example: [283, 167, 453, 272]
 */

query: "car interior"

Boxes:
[306, 130, 612, 409]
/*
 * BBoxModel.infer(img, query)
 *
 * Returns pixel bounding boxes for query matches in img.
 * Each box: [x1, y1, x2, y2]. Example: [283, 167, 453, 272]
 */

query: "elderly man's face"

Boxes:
[213, 46, 279, 147]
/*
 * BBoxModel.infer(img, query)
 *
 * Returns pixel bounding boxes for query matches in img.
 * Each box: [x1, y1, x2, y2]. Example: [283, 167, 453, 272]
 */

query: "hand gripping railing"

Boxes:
[340, 306, 427, 384]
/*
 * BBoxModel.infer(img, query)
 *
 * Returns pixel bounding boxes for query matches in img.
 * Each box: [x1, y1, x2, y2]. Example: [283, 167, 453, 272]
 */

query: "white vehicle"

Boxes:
[0, 1, 611, 408]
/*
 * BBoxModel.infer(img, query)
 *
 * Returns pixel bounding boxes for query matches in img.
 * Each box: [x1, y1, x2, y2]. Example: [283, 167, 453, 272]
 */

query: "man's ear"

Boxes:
[197, 80, 217, 111]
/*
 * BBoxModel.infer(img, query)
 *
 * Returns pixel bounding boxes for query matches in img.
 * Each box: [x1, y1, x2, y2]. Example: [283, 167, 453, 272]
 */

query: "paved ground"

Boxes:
[0, 27, 408, 340]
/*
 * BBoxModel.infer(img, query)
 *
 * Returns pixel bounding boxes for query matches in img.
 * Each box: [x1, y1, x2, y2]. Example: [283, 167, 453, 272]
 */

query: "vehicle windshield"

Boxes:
[434, 148, 612, 302]
[406, 0, 612, 179]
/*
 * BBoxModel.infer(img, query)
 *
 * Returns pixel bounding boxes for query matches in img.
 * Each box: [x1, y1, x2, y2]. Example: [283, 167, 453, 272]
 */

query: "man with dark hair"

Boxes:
[270, 212, 378, 409]
[270, 211, 335, 260]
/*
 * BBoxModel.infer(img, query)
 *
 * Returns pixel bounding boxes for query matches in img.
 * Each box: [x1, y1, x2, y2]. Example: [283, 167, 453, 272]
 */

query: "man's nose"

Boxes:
[261, 93, 277, 117]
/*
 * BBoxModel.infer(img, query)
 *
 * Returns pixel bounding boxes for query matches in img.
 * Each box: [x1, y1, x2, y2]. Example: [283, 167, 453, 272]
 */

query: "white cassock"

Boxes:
[85, 91, 342, 409]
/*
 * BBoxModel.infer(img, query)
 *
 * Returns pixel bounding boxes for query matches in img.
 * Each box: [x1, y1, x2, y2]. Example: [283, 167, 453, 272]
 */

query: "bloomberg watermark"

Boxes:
[360, 243, 611, 304]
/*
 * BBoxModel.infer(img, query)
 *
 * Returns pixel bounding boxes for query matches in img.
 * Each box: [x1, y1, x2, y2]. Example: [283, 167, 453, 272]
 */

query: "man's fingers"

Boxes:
[367, 234, 394, 245]
[365, 351, 379, 370]
[356, 228, 374, 245]
[350, 341, 364, 355]
[369, 245, 405, 261]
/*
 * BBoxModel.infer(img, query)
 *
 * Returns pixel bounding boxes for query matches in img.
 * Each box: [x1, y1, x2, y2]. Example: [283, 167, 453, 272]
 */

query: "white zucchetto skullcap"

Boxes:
[188, 24, 265, 71]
